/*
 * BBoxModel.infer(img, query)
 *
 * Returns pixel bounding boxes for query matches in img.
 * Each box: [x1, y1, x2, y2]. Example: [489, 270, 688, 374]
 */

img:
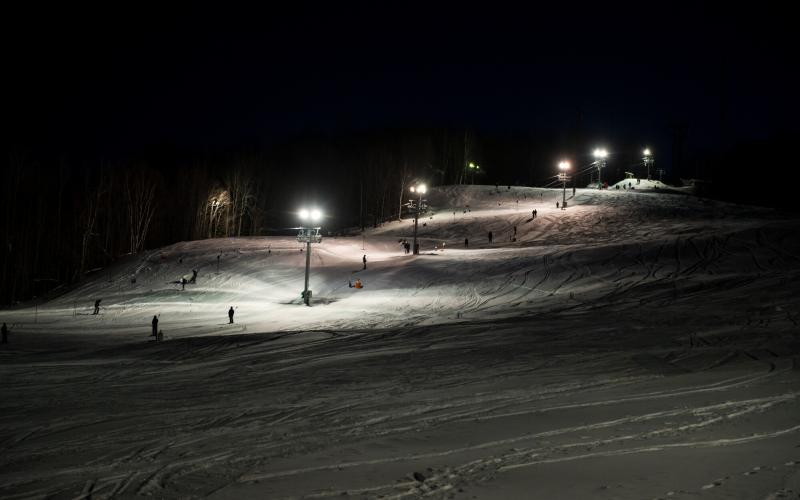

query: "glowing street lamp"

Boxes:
[592, 148, 608, 188]
[643, 148, 654, 180]
[558, 161, 570, 209]
[297, 207, 323, 306]
[408, 183, 428, 255]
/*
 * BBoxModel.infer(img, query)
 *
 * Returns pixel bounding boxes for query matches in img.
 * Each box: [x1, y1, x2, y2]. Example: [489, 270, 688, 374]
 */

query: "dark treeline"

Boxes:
[2, 126, 795, 304]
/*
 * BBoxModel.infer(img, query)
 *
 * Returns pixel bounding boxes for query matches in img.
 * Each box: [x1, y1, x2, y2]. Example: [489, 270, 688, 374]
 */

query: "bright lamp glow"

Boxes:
[558, 161, 570, 170]
[310, 209, 322, 221]
[418, 184, 427, 194]
[593, 148, 608, 159]
[410, 186, 416, 193]
[299, 208, 309, 220]
[469, 162, 475, 168]
[644, 148, 651, 156]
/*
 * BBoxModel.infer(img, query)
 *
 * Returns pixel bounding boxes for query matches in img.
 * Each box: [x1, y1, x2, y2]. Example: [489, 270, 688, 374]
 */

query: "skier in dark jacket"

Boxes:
[190, 269, 198, 284]
[151, 315, 159, 337]
[93, 299, 101, 315]
[181, 278, 187, 291]
[362, 255, 367, 270]
[488, 231, 493, 243]
[464, 237, 469, 247]
[228, 306, 235, 324]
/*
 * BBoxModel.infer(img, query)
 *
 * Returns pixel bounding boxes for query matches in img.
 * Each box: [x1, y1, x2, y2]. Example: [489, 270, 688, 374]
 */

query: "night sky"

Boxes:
[7, 4, 797, 170]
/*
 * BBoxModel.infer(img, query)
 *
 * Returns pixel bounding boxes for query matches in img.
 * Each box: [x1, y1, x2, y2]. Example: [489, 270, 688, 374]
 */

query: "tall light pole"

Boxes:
[592, 148, 608, 188]
[408, 183, 427, 255]
[297, 208, 323, 306]
[558, 161, 570, 209]
[643, 148, 654, 180]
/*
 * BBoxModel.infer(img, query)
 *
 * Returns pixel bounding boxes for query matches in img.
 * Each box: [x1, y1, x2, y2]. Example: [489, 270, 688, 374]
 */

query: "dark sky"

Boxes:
[7, 3, 798, 163]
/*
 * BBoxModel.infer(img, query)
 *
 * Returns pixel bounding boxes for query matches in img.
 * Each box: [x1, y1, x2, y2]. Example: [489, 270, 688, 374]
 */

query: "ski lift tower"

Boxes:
[558, 161, 571, 209]
[297, 208, 323, 306]
[407, 183, 428, 255]
[592, 148, 608, 188]
[643, 148, 654, 180]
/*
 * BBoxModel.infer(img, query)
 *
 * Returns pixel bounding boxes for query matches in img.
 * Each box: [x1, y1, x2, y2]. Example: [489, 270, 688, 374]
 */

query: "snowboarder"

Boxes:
[1, 323, 8, 344]
[228, 306, 235, 324]
[362, 254, 367, 270]
[464, 237, 469, 247]
[93, 299, 101, 315]
[488, 231, 493, 243]
[181, 278, 187, 291]
[151, 315, 159, 338]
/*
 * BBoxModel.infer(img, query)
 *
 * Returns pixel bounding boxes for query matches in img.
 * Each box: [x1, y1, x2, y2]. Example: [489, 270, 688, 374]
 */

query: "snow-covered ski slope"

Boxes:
[2, 185, 800, 499]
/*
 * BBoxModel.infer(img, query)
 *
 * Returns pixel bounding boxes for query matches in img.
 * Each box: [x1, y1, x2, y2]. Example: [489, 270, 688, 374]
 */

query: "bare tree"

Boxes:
[226, 166, 254, 237]
[123, 167, 159, 254]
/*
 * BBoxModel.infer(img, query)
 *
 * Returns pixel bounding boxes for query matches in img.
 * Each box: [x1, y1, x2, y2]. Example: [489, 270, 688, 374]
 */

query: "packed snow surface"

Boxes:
[2, 185, 800, 499]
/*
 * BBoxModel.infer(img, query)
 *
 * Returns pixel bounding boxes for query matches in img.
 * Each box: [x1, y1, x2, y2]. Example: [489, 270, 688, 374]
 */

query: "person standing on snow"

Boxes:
[93, 299, 101, 315]
[464, 237, 469, 247]
[488, 231, 493, 244]
[228, 306, 235, 324]
[181, 278, 187, 290]
[362, 254, 367, 270]
[151, 315, 159, 338]
[556, 201, 559, 209]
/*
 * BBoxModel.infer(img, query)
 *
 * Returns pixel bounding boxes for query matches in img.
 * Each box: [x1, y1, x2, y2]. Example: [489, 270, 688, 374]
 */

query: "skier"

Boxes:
[93, 299, 101, 315]
[362, 254, 367, 270]
[464, 237, 469, 247]
[1, 323, 8, 344]
[488, 231, 493, 244]
[228, 306, 235, 324]
[556, 201, 559, 209]
[534, 209, 538, 219]
[190, 269, 198, 284]
[151, 315, 159, 338]
[573, 186, 576, 196]
[181, 278, 187, 291]
[532, 209, 535, 218]
[513, 226, 517, 236]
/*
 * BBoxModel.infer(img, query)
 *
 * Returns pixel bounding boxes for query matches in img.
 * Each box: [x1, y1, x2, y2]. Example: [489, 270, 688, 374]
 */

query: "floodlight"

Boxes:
[310, 209, 322, 221]
[299, 208, 309, 220]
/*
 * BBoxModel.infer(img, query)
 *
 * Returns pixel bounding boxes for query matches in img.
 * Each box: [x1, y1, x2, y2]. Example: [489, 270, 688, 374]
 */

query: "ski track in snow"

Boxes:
[1, 186, 800, 499]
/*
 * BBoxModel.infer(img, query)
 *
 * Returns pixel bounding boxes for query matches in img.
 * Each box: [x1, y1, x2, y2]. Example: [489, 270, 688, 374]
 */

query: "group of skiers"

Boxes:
[147, 305, 236, 341]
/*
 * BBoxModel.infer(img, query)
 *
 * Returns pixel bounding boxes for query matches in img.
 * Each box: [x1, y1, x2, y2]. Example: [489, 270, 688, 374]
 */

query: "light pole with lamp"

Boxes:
[408, 183, 427, 255]
[643, 148, 654, 180]
[467, 162, 481, 184]
[592, 148, 608, 188]
[558, 161, 570, 209]
[297, 208, 323, 306]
